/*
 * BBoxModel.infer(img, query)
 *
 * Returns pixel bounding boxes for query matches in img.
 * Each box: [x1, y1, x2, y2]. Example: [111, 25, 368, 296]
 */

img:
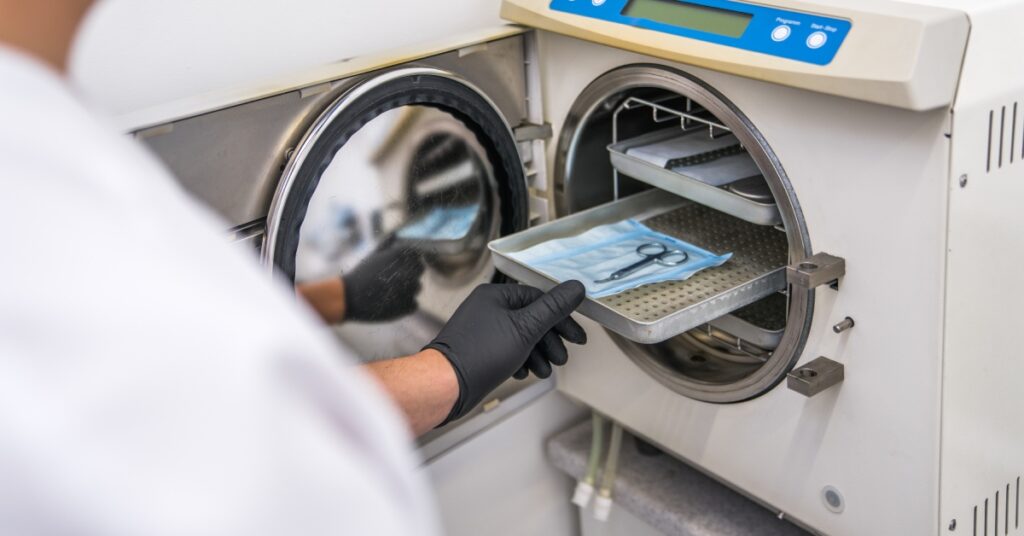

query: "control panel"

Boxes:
[549, 0, 851, 65]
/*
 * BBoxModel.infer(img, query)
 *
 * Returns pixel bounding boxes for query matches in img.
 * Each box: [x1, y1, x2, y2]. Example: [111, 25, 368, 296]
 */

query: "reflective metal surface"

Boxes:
[134, 35, 529, 229]
[727, 176, 776, 204]
[295, 104, 501, 360]
[552, 65, 815, 403]
[135, 87, 342, 228]
[832, 316, 855, 334]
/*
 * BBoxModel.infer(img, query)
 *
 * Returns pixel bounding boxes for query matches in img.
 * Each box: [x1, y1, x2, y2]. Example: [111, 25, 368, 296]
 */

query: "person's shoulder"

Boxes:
[0, 46, 177, 194]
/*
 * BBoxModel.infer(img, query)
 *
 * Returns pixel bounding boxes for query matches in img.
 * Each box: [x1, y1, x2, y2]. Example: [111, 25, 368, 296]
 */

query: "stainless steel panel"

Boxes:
[489, 189, 788, 344]
[418, 377, 551, 461]
[137, 34, 529, 229]
[137, 88, 342, 227]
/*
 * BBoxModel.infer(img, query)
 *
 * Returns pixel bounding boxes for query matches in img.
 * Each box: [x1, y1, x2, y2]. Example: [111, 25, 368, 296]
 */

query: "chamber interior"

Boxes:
[558, 84, 798, 401]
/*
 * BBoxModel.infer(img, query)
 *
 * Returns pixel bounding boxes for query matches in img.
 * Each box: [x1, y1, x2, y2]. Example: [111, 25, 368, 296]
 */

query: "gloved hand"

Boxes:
[426, 280, 587, 424]
[342, 246, 425, 322]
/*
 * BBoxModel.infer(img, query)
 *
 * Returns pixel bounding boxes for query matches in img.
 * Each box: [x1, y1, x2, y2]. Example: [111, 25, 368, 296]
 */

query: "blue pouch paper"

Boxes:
[396, 205, 479, 241]
[508, 219, 731, 298]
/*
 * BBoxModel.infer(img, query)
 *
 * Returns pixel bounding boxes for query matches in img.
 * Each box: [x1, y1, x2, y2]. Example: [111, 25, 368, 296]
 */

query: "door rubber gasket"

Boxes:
[271, 72, 529, 282]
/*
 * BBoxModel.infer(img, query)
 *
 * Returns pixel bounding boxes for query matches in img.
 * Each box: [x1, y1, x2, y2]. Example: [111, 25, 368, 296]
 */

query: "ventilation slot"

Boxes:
[988, 103, 1022, 173]
[972, 476, 1022, 535]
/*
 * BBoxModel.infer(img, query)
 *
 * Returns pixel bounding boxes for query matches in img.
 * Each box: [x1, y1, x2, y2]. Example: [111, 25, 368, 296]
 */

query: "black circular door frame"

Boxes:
[263, 67, 529, 282]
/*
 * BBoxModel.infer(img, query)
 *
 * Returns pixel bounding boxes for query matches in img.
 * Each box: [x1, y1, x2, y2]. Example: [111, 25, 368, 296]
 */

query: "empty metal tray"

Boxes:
[707, 292, 787, 349]
[608, 129, 783, 226]
[488, 189, 788, 344]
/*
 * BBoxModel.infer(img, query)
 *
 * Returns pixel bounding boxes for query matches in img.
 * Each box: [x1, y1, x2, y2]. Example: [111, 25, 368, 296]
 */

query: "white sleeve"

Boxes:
[0, 162, 440, 536]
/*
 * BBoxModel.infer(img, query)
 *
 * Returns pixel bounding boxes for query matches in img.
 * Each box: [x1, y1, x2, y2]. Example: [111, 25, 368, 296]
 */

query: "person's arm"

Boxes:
[362, 349, 459, 436]
[364, 281, 588, 436]
[296, 278, 346, 324]
[296, 247, 424, 324]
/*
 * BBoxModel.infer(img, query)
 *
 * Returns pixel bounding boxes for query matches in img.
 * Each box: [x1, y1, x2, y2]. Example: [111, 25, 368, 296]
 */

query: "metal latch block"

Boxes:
[787, 253, 845, 290]
[787, 357, 844, 397]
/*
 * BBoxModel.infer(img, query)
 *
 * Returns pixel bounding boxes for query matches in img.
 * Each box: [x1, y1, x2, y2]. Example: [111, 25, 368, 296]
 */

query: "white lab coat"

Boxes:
[0, 46, 440, 535]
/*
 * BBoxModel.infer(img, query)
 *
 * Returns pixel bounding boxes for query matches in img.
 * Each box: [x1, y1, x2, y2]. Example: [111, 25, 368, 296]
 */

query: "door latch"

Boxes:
[787, 357, 844, 397]
[787, 253, 845, 290]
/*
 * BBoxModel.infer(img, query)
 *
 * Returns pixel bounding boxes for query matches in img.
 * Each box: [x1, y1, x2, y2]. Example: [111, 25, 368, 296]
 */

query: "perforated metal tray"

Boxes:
[608, 129, 783, 226]
[488, 189, 788, 344]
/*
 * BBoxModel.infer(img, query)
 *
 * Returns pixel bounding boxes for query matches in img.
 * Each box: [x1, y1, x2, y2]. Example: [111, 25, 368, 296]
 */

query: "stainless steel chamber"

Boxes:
[550, 65, 815, 403]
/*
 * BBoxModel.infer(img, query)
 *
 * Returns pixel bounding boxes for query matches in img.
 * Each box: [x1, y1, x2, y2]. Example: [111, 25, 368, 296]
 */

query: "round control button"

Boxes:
[770, 25, 791, 42]
[806, 31, 828, 49]
[592, 0, 606, 5]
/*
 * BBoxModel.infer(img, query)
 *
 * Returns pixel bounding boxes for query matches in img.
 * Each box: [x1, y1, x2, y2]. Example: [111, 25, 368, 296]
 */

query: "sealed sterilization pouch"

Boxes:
[508, 219, 732, 298]
[624, 131, 760, 187]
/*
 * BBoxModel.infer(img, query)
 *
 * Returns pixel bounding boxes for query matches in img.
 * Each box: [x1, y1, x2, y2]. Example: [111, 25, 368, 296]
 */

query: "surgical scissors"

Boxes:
[594, 242, 689, 284]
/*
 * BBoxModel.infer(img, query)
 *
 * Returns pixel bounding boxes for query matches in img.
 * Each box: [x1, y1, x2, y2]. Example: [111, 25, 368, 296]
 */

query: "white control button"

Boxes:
[592, 0, 605, 5]
[770, 25, 791, 42]
[806, 31, 828, 49]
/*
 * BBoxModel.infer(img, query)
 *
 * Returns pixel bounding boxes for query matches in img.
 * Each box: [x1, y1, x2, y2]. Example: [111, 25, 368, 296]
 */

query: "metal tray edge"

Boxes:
[609, 149, 782, 226]
[490, 249, 787, 346]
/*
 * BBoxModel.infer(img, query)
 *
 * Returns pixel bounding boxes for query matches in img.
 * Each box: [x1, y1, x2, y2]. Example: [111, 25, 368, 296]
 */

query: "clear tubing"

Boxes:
[585, 413, 605, 484]
[599, 422, 624, 496]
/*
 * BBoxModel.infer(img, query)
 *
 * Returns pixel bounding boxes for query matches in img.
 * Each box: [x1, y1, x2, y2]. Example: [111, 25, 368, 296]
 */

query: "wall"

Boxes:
[70, 0, 504, 119]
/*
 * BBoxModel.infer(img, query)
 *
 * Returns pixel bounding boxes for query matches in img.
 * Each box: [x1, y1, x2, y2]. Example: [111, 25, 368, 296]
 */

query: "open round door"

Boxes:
[264, 68, 528, 360]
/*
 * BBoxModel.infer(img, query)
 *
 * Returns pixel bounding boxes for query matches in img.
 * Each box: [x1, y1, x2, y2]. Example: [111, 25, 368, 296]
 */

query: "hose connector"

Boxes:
[593, 493, 613, 522]
[572, 480, 595, 508]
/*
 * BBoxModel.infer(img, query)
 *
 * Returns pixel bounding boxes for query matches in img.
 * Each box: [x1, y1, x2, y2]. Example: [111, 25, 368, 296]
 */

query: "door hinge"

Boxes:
[513, 122, 553, 143]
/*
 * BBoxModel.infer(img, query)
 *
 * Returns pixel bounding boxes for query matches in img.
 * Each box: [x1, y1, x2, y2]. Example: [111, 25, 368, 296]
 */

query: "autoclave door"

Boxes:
[262, 68, 530, 357]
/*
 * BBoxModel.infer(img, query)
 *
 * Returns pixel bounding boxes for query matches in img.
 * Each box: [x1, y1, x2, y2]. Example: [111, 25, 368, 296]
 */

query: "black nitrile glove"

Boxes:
[342, 246, 425, 322]
[426, 280, 587, 424]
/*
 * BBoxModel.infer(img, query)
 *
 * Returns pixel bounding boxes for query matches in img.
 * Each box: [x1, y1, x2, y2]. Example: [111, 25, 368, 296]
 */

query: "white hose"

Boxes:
[594, 422, 623, 522]
[572, 413, 604, 508]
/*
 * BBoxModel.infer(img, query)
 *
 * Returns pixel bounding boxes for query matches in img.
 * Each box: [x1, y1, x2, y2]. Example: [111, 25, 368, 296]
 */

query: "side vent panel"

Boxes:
[987, 103, 1021, 173]
[972, 476, 1021, 535]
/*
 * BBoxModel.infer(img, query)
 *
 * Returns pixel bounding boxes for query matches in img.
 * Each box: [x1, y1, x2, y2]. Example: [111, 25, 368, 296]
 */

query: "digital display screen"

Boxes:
[622, 0, 753, 38]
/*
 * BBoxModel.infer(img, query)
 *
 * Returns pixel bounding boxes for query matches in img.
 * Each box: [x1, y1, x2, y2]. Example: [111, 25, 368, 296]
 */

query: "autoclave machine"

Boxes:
[134, 0, 1024, 533]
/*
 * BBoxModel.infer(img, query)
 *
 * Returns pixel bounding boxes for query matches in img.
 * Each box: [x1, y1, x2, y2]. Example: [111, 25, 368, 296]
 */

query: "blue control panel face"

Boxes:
[549, 0, 851, 65]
